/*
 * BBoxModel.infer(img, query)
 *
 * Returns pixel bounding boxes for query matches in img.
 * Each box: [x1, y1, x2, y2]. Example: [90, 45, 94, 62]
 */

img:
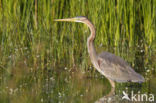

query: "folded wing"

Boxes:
[97, 52, 144, 83]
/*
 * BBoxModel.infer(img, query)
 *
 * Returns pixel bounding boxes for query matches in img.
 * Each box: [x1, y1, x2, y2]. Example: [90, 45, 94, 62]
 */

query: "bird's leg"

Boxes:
[107, 79, 115, 97]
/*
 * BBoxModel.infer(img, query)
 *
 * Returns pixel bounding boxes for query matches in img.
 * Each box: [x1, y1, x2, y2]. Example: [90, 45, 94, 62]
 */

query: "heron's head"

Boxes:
[54, 16, 88, 23]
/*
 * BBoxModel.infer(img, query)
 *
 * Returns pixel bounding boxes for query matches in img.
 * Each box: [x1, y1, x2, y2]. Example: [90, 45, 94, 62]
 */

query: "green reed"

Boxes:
[0, 0, 156, 102]
[0, 0, 155, 70]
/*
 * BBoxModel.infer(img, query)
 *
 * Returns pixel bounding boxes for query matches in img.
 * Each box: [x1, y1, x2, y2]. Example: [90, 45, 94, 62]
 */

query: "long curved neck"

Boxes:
[84, 20, 98, 64]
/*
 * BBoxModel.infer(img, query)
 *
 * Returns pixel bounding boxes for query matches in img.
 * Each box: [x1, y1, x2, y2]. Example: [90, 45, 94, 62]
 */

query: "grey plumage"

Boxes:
[98, 52, 144, 83]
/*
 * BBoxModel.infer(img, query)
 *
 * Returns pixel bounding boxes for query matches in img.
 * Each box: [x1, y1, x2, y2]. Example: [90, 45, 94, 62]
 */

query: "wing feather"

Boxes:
[97, 52, 144, 83]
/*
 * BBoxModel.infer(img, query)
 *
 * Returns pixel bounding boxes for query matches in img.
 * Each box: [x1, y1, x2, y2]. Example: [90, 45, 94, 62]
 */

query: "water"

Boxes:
[0, 46, 155, 103]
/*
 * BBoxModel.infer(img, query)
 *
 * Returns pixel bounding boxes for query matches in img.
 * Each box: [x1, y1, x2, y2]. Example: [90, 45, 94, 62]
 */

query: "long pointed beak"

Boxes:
[54, 18, 77, 22]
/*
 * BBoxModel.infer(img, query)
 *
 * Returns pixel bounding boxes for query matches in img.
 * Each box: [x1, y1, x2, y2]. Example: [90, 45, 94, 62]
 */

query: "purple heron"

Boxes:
[54, 16, 145, 96]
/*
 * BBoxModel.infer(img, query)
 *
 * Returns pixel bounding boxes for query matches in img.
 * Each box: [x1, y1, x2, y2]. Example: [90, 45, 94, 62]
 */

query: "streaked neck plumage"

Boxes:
[82, 19, 98, 66]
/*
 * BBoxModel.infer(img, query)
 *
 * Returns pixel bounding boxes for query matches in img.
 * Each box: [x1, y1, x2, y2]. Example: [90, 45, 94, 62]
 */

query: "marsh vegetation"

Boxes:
[0, 0, 156, 103]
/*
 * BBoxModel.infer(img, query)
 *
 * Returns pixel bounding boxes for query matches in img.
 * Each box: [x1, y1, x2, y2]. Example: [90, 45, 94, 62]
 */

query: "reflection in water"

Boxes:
[50, 70, 110, 103]
[0, 45, 155, 103]
[95, 74, 156, 103]
[95, 95, 121, 103]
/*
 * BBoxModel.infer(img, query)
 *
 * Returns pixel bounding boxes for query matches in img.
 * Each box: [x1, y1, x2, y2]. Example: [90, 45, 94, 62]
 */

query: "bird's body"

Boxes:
[54, 16, 145, 96]
[97, 51, 144, 83]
